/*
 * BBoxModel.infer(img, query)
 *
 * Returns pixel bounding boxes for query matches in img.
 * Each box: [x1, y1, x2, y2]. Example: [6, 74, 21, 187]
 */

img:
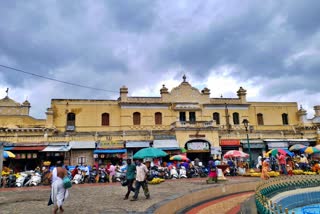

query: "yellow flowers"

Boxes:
[43, 161, 51, 166]
[267, 171, 280, 177]
[292, 170, 304, 175]
[148, 178, 165, 184]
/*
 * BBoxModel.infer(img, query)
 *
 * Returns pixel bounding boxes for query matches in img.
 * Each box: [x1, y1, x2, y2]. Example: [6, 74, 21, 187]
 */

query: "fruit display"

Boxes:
[250, 172, 261, 177]
[148, 178, 165, 184]
[267, 171, 280, 177]
[303, 171, 317, 175]
[43, 161, 51, 166]
[292, 169, 304, 175]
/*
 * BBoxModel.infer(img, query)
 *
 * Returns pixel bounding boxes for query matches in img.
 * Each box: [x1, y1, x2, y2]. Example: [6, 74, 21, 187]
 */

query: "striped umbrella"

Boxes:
[3, 151, 16, 158]
[302, 147, 320, 154]
[289, 144, 306, 151]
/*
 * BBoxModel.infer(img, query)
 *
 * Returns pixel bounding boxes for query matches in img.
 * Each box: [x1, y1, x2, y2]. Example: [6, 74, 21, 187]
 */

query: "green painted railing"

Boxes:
[255, 175, 320, 214]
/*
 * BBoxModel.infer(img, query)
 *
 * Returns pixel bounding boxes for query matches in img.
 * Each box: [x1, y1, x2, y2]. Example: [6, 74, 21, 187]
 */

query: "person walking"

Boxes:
[49, 161, 69, 214]
[108, 162, 116, 183]
[124, 159, 136, 200]
[277, 152, 288, 175]
[131, 159, 150, 201]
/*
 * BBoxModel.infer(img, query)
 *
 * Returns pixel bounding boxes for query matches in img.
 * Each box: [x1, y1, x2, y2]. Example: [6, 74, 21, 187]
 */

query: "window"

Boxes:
[189, 112, 196, 123]
[133, 112, 141, 125]
[179, 112, 186, 122]
[213, 112, 220, 125]
[101, 113, 110, 126]
[233, 112, 240, 125]
[257, 113, 264, 125]
[66, 112, 75, 131]
[155, 112, 162, 125]
[282, 113, 289, 125]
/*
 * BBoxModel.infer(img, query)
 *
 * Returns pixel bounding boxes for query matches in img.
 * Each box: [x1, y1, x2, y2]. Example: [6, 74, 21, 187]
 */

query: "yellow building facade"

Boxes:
[1, 76, 320, 168]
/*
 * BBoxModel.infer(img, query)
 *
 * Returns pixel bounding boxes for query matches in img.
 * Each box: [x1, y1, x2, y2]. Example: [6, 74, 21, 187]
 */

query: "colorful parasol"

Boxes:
[266, 148, 293, 157]
[302, 146, 320, 154]
[289, 144, 307, 151]
[133, 147, 168, 159]
[223, 150, 249, 159]
[3, 151, 16, 158]
[170, 154, 190, 162]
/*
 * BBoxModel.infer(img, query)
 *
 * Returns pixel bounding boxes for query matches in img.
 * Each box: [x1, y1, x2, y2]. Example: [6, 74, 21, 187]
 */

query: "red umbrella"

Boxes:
[223, 150, 249, 159]
[170, 154, 190, 161]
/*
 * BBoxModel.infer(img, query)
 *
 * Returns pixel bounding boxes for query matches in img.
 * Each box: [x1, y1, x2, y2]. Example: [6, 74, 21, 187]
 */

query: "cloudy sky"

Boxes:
[0, 1, 319, 119]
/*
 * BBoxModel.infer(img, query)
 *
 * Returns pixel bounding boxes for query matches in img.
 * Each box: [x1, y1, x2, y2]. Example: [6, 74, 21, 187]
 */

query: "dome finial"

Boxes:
[182, 74, 186, 82]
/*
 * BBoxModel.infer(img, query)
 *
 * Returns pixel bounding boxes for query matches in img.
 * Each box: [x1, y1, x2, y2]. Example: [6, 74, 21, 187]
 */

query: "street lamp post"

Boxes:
[242, 119, 252, 168]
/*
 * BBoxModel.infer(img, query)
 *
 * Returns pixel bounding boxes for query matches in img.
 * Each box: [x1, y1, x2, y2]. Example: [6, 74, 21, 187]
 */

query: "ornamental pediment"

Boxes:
[0, 96, 21, 107]
[166, 79, 210, 104]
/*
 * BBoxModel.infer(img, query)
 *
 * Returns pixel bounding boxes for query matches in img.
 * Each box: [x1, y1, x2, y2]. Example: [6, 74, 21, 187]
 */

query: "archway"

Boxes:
[184, 139, 211, 165]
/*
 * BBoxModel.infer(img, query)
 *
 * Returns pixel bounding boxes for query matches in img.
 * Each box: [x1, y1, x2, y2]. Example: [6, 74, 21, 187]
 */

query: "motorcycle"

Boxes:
[158, 166, 170, 179]
[170, 166, 179, 179]
[88, 170, 97, 183]
[29, 172, 42, 186]
[98, 169, 107, 183]
[187, 167, 199, 178]
[6, 173, 16, 188]
[72, 170, 84, 184]
[16, 172, 28, 187]
[179, 166, 187, 178]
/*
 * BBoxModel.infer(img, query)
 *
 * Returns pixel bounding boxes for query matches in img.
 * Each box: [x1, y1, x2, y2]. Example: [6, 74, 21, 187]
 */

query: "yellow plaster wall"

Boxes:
[0, 115, 45, 127]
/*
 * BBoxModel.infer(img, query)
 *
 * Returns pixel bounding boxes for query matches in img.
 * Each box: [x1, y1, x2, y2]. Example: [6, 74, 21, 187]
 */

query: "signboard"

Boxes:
[220, 139, 240, 146]
[187, 142, 210, 150]
[211, 147, 221, 155]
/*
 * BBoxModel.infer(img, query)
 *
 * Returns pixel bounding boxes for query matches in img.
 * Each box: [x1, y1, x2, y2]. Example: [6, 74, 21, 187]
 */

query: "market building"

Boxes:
[1, 75, 320, 170]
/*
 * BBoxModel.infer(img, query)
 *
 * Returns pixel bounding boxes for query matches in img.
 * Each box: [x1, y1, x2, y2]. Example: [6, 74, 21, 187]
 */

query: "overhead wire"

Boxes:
[0, 64, 118, 93]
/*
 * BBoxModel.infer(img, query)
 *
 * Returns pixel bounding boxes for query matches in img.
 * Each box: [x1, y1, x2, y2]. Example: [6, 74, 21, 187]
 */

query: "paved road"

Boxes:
[0, 177, 259, 214]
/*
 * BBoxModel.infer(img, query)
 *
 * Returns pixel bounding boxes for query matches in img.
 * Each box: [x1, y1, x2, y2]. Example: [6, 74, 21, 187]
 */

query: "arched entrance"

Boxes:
[184, 139, 211, 165]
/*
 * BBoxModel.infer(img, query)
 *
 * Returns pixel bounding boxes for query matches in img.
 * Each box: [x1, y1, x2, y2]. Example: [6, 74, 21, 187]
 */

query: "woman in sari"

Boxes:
[261, 158, 270, 180]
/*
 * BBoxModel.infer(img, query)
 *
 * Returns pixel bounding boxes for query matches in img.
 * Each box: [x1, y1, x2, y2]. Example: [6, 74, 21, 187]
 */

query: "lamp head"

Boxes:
[242, 119, 249, 128]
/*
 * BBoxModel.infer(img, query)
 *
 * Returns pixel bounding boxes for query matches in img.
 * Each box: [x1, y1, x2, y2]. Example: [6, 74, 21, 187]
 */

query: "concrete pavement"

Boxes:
[0, 177, 260, 214]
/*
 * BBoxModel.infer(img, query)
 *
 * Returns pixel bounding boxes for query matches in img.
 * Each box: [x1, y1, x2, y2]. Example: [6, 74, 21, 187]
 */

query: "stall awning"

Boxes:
[69, 141, 96, 149]
[153, 139, 180, 150]
[11, 146, 46, 151]
[4, 147, 14, 151]
[94, 149, 127, 154]
[126, 141, 150, 148]
[41, 145, 72, 152]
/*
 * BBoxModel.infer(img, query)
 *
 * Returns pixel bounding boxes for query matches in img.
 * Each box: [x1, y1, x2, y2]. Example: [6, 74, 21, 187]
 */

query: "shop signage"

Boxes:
[220, 139, 240, 146]
[99, 141, 124, 148]
[187, 142, 210, 150]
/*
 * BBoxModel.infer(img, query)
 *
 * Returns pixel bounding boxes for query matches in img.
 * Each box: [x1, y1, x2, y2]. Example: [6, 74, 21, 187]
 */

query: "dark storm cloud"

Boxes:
[0, 1, 319, 118]
[157, 0, 320, 96]
[104, 0, 156, 32]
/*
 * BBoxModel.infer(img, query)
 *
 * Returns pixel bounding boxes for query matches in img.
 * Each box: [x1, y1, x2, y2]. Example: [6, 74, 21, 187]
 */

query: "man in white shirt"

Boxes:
[131, 159, 150, 201]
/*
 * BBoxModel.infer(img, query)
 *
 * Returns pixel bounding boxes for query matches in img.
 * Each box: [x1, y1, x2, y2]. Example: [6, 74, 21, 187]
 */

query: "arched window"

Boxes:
[213, 112, 220, 125]
[133, 112, 141, 125]
[233, 112, 240, 125]
[66, 112, 76, 131]
[101, 113, 110, 126]
[282, 113, 289, 125]
[257, 113, 264, 125]
[155, 112, 162, 125]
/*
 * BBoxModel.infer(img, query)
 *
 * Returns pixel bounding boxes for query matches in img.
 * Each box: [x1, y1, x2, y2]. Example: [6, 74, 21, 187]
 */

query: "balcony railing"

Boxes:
[172, 121, 216, 128]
